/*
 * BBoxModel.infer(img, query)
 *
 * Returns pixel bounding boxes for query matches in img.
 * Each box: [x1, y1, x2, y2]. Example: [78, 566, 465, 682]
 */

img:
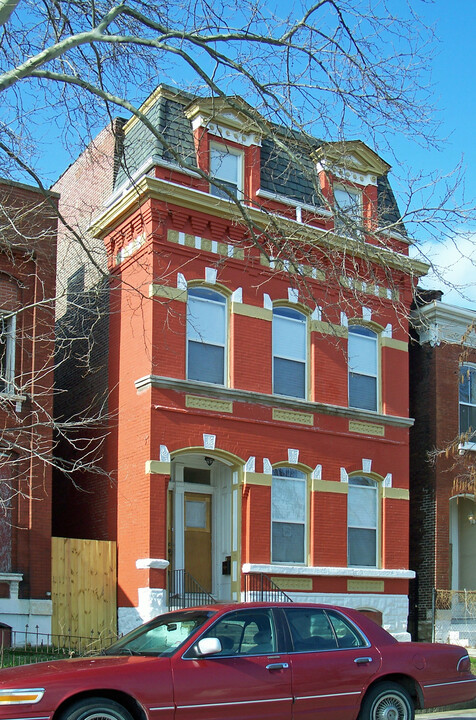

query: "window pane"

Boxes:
[460, 367, 470, 403]
[460, 404, 476, 435]
[348, 331, 377, 375]
[188, 342, 224, 384]
[274, 357, 305, 398]
[187, 294, 225, 345]
[273, 312, 306, 361]
[200, 609, 276, 656]
[348, 527, 377, 566]
[334, 187, 360, 214]
[349, 373, 377, 411]
[211, 147, 238, 183]
[348, 485, 377, 527]
[272, 477, 306, 522]
[285, 608, 337, 651]
[272, 522, 305, 563]
[273, 467, 306, 479]
[327, 611, 365, 648]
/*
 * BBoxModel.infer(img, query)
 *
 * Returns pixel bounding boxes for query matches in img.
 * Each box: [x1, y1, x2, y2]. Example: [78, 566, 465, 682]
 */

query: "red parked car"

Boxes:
[0, 603, 474, 720]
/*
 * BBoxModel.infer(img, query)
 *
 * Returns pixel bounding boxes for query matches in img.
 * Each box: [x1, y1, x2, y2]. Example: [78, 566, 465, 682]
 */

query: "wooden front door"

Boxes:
[184, 492, 212, 592]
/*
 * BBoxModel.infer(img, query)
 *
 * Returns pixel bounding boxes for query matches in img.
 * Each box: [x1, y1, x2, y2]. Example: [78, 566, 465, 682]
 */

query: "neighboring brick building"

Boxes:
[409, 292, 476, 641]
[54, 86, 428, 638]
[0, 179, 58, 635]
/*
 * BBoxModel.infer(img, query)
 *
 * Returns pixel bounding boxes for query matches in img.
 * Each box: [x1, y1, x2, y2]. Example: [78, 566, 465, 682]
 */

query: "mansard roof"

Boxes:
[114, 84, 406, 235]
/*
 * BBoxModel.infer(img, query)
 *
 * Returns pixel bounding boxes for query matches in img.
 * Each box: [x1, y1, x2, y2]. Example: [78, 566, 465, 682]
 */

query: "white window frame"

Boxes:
[347, 475, 379, 568]
[272, 306, 307, 399]
[209, 142, 244, 200]
[333, 184, 362, 237]
[186, 286, 227, 386]
[348, 324, 378, 412]
[0, 313, 16, 395]
[459, 363, 476, 440]
[271, 467, 307, 565]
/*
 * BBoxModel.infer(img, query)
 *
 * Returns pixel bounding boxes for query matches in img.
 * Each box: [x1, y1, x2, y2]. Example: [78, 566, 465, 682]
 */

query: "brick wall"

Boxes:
[0, 179, 57, 600]
[410, 324, 476, 639]
[52, 120, 125, 541]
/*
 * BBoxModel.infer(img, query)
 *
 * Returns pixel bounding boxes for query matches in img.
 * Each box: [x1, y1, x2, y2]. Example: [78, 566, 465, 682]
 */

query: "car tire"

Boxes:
[359, 681, 414, 720]
[60, 698, 134, 720]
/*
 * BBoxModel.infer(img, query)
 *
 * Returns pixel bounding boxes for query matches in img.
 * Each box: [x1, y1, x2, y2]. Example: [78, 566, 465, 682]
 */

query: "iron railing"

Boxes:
[433, 589, 476, 647]
[168, 569, 216, 611]
[0, 625, 118, 668]
[243, 573, 293, 603]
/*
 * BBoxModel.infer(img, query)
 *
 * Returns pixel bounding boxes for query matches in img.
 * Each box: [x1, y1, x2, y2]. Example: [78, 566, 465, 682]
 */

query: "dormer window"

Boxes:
[334, 185, 362, 236]
[210, 143, 243, 199]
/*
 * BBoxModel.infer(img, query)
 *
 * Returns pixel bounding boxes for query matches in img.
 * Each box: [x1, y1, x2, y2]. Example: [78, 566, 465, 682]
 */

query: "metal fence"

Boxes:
[0, 625, 118, 668]
[243, 573, 293, 603]
[168, 569, 216, 611]
[433, 589, 476, 646]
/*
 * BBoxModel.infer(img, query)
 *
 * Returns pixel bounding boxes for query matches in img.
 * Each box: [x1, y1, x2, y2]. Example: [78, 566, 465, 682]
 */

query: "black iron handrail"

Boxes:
[168, 569, 216, 611]
[243, 572, 293, 603]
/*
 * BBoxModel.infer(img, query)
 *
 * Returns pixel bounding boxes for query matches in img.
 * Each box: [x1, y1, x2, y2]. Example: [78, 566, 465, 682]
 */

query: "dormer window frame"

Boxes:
[333, 183, 363, 238]
[209, 141, 245, 201]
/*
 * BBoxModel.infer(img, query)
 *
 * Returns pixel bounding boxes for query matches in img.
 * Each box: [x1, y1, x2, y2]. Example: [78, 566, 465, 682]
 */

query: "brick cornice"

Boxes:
[90, 175, 429, 278]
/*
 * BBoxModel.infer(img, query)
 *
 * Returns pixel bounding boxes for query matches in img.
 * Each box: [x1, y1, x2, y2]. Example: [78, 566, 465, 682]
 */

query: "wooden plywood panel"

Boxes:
[52, 537, 117, 644]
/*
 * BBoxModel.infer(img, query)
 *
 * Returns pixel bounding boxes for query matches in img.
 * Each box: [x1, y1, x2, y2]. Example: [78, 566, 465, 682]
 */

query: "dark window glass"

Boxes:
[196, 609, 276, 656]
[459, 365, 476, 438]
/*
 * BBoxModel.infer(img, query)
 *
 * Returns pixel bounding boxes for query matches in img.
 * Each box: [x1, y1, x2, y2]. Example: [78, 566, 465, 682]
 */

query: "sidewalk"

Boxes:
[418, 712, 476, 719]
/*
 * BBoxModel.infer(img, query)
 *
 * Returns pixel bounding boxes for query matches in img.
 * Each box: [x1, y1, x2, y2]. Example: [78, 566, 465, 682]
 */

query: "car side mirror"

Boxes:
[196, 637, 222, 656]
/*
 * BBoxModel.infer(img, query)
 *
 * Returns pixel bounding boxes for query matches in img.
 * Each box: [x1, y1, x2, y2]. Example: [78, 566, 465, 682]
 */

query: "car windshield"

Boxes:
[104, 610, 214, 657]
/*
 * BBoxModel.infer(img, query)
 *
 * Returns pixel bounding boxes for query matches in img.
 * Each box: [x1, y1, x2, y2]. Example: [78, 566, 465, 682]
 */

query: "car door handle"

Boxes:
[354, 657, 373, 664]
[266, 662, 289, 671]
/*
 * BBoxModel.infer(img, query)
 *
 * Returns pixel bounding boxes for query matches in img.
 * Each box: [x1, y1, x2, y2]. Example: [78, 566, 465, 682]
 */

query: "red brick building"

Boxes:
[55, 86, 428, 638]
[0, 179, 58, 636]
[410, 292, 476, 641]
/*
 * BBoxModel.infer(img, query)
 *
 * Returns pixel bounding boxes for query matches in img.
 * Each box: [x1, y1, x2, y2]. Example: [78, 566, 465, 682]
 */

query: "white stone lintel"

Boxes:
[136, 558, 170, 570]
[242, 563, 415, 579]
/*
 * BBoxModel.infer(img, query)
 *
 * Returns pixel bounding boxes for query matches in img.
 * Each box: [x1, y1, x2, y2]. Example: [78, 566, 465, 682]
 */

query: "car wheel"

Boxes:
[60, 698, 134, 720]
[359, 681, 414, 720]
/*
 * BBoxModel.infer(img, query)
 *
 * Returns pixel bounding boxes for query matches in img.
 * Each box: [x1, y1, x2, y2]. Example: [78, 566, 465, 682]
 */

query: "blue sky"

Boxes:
[16, 0, 476, 308]
[383, 1, 476, 309]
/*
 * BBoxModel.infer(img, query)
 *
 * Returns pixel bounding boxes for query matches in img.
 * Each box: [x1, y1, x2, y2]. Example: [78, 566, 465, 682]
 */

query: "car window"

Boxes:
[104, 610, 213, 656]
[327, 610, 366, 648]
[285, 608, 366, 652]
[194, 608, 277, 656]
[285, 607, 338, 651]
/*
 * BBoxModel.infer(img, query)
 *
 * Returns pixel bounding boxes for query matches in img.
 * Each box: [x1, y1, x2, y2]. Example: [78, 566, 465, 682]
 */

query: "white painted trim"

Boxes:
[256, 189, 333, 217]
[136, 558, 169, 569]
[412, 300, 476, 347]
[459, 442, 476, 452]
[242, 563, 415, 579]
[139, 376, 414, 427]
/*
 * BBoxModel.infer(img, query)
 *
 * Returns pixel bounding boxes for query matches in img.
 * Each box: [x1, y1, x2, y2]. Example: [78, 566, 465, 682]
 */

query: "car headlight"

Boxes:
[0, 689, 45, 705]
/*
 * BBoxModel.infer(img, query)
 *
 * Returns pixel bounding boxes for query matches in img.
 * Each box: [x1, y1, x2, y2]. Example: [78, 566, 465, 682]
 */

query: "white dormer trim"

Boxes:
[317, 162, 378, 187]
[198, 118, 261, 147]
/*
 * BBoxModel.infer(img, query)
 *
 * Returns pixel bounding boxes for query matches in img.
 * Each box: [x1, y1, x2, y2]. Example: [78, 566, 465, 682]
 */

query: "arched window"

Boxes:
[459, 364, 476, 439]
[271, 467, 307, 564]
[347, 475, 378, 567]
[187, 287, 227, 385]
[348, 325, 378, 411]
[272, 307, 307, 399]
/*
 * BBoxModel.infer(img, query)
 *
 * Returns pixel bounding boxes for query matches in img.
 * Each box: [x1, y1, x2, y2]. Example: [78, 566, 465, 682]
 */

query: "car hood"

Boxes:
[0, 654, 164, 685]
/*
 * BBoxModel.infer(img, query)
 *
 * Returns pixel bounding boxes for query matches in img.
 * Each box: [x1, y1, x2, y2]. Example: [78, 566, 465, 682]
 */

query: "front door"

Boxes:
[184, 492, 212, 592]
